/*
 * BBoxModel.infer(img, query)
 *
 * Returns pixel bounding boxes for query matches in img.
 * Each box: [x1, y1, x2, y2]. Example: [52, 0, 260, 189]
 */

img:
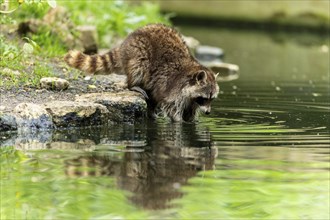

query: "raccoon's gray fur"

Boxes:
[64, 24, 219, 122]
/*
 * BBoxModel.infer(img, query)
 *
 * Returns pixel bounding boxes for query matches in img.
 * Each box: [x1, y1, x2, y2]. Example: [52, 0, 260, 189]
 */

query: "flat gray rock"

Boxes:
[14, 103, 54, 130]
[0, 91, 148, 132]
[76, 91, 147, 123]
[44, 101, 109, 128]
[0, 113, 17, 131]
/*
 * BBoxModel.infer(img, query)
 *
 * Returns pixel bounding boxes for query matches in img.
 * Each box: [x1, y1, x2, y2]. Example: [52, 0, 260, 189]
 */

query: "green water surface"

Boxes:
[1, 27, 329, 219]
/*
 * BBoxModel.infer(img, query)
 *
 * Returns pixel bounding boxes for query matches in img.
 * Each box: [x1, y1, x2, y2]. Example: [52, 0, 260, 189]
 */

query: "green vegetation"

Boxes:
[0, 0, 170, 88]
[63, 1, 170, 48]
[0, 35, 55, 87]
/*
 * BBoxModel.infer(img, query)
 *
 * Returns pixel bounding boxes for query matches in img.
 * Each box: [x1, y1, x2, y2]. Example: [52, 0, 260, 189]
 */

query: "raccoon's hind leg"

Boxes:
[121, 36, 151, 89]
[130, 86, 157, 120]
[125, 58, 150, 89]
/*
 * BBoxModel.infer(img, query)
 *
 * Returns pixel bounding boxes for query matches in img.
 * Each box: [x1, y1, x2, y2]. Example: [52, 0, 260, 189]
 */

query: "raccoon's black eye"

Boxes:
[196, 96, 208, 105]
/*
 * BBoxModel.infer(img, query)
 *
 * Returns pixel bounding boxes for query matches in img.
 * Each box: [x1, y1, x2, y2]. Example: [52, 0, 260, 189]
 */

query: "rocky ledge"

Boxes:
[0, 91, 146, 132]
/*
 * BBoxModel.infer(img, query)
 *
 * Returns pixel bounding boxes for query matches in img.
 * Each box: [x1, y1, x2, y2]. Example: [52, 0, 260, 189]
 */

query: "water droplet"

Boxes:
[173, 182, 181, 189]
[312, 93, 322, 97]
[275, 86, 281, 91]
[232, 85, 237, 90]
[320, 45, 329, 53]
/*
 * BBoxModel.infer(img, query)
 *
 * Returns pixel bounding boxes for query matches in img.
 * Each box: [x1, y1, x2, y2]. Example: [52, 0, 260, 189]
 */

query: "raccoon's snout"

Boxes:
[203, 108, 211, 115]
[199, 105, 211, 115]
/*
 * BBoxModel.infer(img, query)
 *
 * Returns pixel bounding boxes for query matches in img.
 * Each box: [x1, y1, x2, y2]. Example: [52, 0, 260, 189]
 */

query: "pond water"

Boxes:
[1, 26, 329, 219]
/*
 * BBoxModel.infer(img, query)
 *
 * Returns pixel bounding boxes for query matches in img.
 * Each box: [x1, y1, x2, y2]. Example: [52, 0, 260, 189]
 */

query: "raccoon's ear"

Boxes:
[194, 70, 207, 85]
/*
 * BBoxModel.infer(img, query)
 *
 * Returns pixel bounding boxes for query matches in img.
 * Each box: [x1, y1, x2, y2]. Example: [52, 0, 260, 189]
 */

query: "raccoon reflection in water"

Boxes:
[65, 24, 219, 122]
[64, 122, 217, 209]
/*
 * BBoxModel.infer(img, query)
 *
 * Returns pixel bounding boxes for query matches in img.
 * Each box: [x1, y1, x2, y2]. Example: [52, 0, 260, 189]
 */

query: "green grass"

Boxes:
[0, 35, 55, 88]
[0, 0, 170, 88]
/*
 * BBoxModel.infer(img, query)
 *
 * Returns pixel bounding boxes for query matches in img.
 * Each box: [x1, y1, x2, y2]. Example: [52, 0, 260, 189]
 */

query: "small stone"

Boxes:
[2, 67, 21, 76]
[84, 76, 92, 81]
[35, 89, 46, 93]
[18, 19, 43, 34]
[87, 84, 97, 90]
[195, 45, 224, 61]
[76, 25, 98, 54]
[43, 6, 69, 24]
[40, 77, 69, 91]
[182, 35, 200, 51]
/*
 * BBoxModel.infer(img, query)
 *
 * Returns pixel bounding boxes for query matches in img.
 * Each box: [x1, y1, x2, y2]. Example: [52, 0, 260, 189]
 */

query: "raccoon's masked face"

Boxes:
[191, 70, 219, 115]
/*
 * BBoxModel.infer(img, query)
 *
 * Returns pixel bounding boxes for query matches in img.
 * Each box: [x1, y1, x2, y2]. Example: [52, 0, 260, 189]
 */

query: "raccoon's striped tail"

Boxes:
[64, 50, 118, 74]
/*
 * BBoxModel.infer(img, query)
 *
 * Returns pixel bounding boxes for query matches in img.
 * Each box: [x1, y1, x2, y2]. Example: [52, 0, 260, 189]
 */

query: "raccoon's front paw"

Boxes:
[130, 86, 149, 100]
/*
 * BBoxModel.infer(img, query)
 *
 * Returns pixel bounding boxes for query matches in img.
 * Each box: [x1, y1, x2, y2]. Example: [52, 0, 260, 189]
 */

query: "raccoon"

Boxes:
[64, 24, 219, 122]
